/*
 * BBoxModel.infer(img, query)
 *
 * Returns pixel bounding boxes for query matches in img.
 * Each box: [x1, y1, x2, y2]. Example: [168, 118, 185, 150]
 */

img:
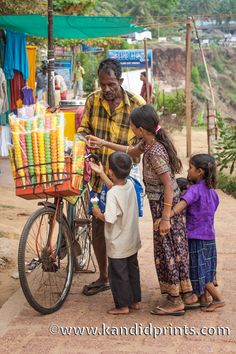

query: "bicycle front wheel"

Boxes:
[18, 207, 74, 314]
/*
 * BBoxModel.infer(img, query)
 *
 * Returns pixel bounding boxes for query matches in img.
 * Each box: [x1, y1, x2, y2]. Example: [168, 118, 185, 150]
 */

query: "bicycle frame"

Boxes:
[38, 199, 72, 260]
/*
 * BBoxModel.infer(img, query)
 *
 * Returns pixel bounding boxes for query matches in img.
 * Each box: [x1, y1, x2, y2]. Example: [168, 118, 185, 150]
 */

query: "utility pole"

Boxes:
[48, 0, 55, 107]
[185, 17, 192, 157]
[144, 38, 150, 103]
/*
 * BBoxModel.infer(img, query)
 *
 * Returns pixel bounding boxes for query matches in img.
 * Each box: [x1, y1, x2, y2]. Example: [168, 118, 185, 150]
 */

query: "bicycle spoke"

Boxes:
[73, 188, 92, 271]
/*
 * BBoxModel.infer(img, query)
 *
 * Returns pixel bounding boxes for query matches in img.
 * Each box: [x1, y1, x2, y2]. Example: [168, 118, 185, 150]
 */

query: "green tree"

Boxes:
[0, 0, 94, 15]
[216, 0, 236, 23]
[0, 0, 47, 14]
[179, 0, 219, 15]
[53, 0, 94, 14]
[91, 1, 121, 16]
[215, 113, 236, 174]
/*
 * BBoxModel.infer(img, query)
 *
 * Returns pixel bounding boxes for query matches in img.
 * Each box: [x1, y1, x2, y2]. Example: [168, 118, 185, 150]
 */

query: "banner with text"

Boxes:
[108, 49, 152, 67]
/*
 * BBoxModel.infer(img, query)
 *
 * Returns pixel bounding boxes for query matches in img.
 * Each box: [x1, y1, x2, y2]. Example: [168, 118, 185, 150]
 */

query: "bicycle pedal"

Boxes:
[74, 218, 91, 225]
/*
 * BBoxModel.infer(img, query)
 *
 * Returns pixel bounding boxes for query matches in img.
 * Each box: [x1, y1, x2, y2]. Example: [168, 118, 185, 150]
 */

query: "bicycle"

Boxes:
[18, 185, 96, 315]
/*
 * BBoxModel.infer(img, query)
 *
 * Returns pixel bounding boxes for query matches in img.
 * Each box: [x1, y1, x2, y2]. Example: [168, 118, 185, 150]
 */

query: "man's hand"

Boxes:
[90, 161, 104, 175]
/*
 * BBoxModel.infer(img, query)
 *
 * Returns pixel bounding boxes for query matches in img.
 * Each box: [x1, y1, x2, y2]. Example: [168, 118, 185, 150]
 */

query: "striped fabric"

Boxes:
[78, 89, 145, 192]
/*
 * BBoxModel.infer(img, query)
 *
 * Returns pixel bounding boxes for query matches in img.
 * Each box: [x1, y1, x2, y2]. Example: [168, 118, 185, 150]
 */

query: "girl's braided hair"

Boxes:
[190, 154, 217, 189]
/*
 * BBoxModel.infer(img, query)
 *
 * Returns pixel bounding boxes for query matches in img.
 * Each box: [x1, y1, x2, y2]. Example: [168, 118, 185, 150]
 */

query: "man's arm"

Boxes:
[77, 97, 93, 136]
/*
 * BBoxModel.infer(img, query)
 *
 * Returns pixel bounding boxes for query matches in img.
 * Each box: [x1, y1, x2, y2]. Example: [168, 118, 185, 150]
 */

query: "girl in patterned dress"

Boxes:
[86, 104, 197, 315]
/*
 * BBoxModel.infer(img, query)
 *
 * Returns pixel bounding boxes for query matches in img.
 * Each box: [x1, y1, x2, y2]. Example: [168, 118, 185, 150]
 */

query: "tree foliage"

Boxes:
[153, 85, 186, 132]
[179, 0, 219, 15]
[215, 113, 236, 174]
[0, 0, 47, 14]
[0, 0, 94, 15]
[178, 0, 236, 21]
[53, 0, 94, 14]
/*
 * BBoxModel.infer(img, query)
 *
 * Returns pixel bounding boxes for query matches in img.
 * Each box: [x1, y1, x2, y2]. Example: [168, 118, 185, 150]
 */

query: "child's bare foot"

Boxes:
[183, 293, 198, 305]
[201, 301, 225, 312]
[130, 303, 141, 310]
[199, 293, 212, 307]
[107, 307, 129, 315]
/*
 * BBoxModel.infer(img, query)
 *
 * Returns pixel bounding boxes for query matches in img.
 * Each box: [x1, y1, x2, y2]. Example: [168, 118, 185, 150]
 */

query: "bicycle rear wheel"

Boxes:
[18, 207, 74, 314]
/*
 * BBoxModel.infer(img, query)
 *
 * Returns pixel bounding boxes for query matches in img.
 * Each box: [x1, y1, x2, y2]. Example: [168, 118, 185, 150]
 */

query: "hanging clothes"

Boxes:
[22, 86, 34, 105]
[26, 45, 36, 92]
[0, 125, 11, 156]
[0, 68, 8, 125]
[3, 30, 29, 80]
[10, 70, 24, 111]
[0, 36, 5, 68]
[0, 68, 8, 114]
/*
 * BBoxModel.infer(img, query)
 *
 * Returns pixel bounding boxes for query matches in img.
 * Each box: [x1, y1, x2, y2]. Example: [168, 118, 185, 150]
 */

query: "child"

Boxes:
[176, 177, 189, 193]
[91, 151, 142, 315]
[170, 154, 225, 312]
[86, 104, 196, 316]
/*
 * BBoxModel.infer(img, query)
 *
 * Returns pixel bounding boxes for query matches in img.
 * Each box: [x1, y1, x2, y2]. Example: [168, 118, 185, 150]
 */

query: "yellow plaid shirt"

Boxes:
[78, 89, 145, 192]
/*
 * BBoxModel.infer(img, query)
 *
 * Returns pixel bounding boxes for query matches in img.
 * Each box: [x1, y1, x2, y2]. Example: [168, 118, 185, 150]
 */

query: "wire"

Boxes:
[136, 12, 236, 20]
[137, 21, 185, 28]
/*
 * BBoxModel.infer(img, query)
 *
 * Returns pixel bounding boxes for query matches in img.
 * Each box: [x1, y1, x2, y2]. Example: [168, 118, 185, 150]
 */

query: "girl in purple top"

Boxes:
[171, 154, 225, 312]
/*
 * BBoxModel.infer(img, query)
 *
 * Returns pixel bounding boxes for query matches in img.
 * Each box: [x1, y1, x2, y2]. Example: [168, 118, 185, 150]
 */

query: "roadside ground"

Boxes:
[0, 128, 235, 353]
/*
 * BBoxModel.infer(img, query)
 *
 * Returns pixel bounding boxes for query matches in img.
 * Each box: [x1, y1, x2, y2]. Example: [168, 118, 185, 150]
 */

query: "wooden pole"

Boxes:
[206, 100, 211, 154]
[192, 16, 217, 152]
[185, 17, 192, 157]
[48, 0, 55, 107]
[144, 38, 150, 103]
[192, 17, 216, 109]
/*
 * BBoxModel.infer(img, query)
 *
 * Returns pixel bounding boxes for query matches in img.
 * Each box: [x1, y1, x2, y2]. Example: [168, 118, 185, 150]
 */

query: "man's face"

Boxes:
[98, 69, 123, 101]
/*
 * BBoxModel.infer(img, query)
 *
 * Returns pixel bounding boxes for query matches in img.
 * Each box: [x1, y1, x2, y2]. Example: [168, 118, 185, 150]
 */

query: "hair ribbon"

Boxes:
[155, 125, 161, 133]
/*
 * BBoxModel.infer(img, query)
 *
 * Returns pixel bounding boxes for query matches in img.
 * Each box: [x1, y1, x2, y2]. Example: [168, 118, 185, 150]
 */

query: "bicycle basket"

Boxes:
[14, 156, 84, 200]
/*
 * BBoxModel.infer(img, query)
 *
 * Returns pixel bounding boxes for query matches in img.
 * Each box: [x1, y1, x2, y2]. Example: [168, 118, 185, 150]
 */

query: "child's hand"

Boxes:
[92, 207, 102, 219]
[153, 218, 161, 231]
[90, 161, 104, 175]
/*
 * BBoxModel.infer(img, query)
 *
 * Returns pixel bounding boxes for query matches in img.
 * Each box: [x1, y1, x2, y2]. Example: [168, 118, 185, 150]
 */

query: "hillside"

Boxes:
[152, 43, 236, 121]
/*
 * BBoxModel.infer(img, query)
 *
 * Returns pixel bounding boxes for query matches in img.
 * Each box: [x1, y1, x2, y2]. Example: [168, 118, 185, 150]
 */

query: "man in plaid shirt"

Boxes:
[78, 58, 145, 296]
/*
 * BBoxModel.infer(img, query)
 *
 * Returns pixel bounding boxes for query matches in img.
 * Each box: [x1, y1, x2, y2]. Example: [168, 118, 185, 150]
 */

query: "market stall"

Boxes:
[0, 14, 144, 155]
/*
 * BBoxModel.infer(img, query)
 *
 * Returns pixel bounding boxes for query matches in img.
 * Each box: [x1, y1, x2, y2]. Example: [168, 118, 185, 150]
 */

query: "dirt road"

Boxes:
[0, 128, 235, 353]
